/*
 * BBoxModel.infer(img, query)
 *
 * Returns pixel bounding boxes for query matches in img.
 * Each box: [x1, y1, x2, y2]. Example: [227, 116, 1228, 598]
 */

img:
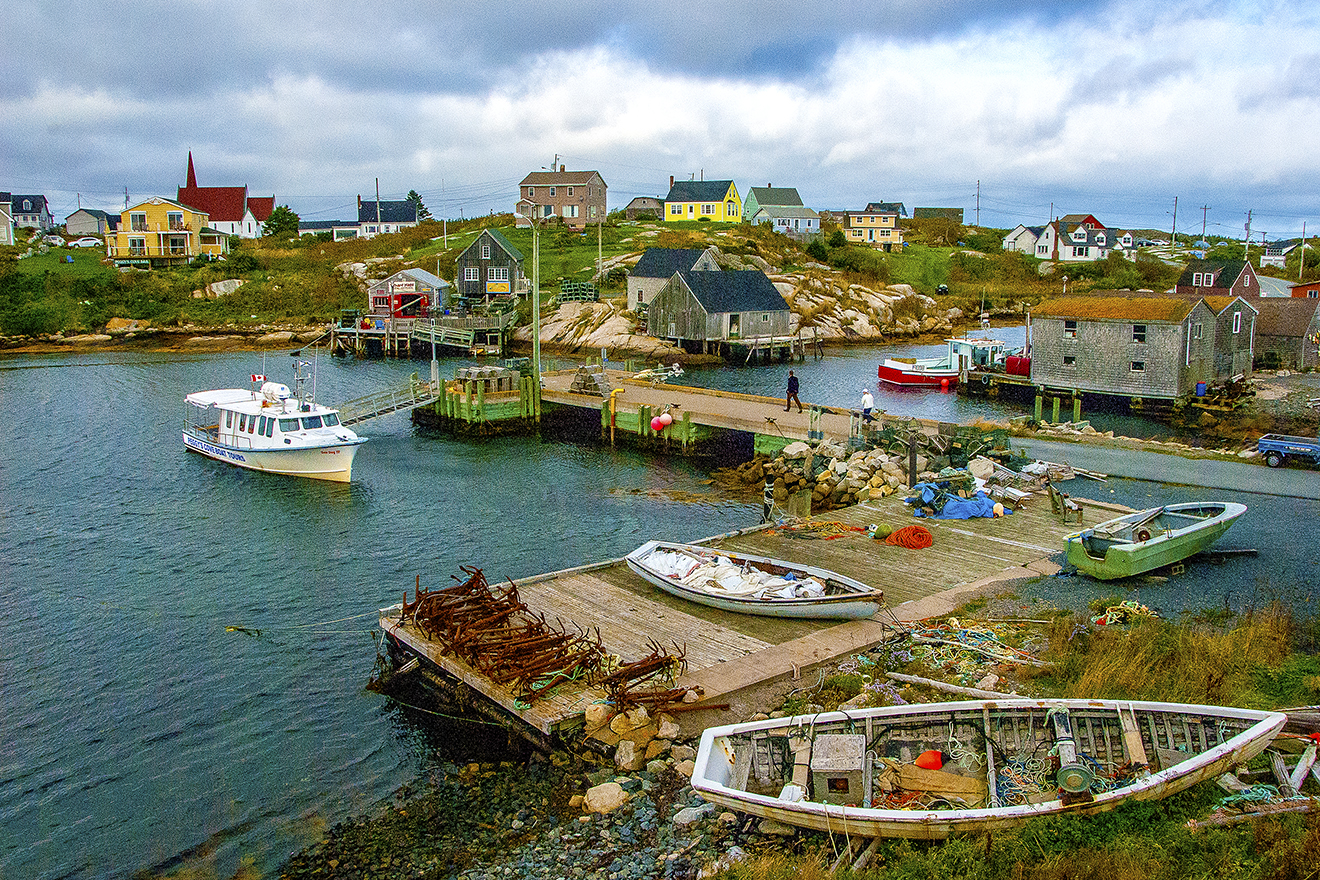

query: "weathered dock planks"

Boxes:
[381, 487, 1100, 739]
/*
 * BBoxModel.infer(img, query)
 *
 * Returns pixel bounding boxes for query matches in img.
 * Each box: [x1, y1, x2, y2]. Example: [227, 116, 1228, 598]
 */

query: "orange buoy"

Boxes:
[915, 749, 943, 770]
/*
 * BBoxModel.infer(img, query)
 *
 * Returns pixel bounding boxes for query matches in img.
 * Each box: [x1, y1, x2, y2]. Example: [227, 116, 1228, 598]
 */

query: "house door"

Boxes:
[668, 322, 677, 339]
[728, 314, 740, 339]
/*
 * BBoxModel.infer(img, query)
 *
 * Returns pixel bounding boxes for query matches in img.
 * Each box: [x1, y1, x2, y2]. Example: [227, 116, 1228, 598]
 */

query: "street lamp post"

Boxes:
[515, 204, 543, 407]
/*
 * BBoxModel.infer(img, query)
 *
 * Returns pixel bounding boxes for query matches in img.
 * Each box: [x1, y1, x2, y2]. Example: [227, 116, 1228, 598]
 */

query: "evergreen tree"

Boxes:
[406, 190, 432, 220]
[262, 205, 300, 238]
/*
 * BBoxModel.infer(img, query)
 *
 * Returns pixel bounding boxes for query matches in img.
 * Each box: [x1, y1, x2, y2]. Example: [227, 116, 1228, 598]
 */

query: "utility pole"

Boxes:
[1200, 205, 1210, 241]
[975, 180, 980, 227]
[1301, 221, 1307, 281]
[375, 178, 381, 225]
[1171, 196, 1178, 246]
[1244, 210, 1253, 260]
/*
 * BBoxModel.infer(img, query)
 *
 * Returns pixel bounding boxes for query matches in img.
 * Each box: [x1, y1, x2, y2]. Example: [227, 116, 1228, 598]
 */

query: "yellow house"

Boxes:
[843, 205, 904, 251]
[662, 179, 741, 222]
[106, 197, 229, 267]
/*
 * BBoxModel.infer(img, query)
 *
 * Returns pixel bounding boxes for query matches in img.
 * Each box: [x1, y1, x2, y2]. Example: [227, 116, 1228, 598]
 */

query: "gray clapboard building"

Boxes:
[1029, 295, 1255, 400]
[627, 247, 719, 311]
[647, 269, 791, 355]
[454, 229, 526, 302]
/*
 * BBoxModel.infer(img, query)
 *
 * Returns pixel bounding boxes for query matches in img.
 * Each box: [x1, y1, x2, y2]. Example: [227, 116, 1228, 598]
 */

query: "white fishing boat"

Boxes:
[624, 540, 882, 620]
[692, 699, 1286, 840]
[1065, 501, 1247, 580]
[183, 361, 366, 482]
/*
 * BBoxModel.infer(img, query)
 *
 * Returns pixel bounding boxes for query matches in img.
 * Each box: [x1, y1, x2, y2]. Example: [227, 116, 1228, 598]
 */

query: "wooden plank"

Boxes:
[1288, 744, 1317, 792]
[983, 707, 1001, 808]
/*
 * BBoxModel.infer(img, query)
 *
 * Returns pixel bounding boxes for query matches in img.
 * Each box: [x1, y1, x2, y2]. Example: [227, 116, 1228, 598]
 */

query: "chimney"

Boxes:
[669, 175, 674, 188]
[560, 164, 565, 172]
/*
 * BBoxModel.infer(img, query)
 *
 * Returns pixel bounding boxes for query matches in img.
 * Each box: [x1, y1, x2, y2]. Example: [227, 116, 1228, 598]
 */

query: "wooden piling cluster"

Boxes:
[411, 367, 541, 433]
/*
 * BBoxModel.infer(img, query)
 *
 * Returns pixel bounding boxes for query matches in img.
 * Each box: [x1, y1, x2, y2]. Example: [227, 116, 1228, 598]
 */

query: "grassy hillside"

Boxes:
[0, 215, 1190, 338]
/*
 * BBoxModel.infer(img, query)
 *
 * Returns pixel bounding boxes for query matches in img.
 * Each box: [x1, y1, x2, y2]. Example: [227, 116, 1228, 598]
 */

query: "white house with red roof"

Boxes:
[175, 153, 275, 239]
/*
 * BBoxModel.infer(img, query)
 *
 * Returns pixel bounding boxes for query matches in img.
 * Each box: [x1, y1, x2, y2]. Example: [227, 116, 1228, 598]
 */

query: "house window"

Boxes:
[670, 204, 682, 215]
[488, 267, 509, 282]
[1309, 291, 1317, 298]
[527, 187, 534, 197]
[1131, 361, 1145, 372]
[1063, 355, 1076, 366]
[549, 187, 556, 197]
[481, 245, 490, 260]
[727, 201, 737, 216]
[464, 267, 479, 281]
[130, 213, 147, 232]
[701, 203, 716, 215]
[1193, 322, 1203, 339]
[1064, 320, 1077, 338]
[761, 313, 770, 322]
[129, 237, 145, 255]
[565, 205, 579, 218]
[1192, 272, 1202, 286]
[22, 199, 32, 211]
[1132, 324, 1146, 343]
[167, 212, 185, 231]
[1232, 311, 1242, 333]
[567, 187, 573, 196]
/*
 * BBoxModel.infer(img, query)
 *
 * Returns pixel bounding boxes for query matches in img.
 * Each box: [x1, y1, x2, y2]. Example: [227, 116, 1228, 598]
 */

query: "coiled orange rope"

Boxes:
[885, 524, 933, 549]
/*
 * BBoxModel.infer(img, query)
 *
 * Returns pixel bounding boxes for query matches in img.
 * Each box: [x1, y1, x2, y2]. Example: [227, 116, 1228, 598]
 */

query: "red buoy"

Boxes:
[915, 749, 944, 770]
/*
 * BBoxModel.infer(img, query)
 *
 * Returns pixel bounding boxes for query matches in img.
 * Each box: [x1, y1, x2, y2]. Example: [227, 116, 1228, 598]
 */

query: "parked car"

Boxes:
[69, 237, 102, 248]
[43, 235, 67, 247]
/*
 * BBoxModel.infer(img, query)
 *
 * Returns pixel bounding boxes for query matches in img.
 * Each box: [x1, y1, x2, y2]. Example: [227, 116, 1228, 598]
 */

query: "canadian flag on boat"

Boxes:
[251, 374, 266, 382]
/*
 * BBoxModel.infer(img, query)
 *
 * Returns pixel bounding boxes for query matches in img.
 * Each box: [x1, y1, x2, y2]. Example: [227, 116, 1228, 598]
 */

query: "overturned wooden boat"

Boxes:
[624, 540, 882, 620]
[1065, 501, 1247, 581]
[692, 699, 1285, 839]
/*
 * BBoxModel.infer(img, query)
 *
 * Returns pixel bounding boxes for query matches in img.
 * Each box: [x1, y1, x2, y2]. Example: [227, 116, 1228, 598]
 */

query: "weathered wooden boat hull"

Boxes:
[625, 540, 882, 620]
[1065, 502, 1246, 580]
[692, 699, 1284, 839]
[183, 429, 364, 482]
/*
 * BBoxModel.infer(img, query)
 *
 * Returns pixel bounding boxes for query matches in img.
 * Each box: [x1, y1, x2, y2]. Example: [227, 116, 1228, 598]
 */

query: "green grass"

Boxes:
[11, 246, 118, 279]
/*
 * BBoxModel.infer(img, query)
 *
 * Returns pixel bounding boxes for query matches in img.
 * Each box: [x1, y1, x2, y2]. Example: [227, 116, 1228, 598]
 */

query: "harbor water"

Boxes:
[0, 340, 1313, 879]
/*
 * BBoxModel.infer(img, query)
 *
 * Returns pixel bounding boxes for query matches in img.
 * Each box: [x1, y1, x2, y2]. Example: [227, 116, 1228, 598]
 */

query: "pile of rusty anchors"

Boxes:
[399, 568, 603, 704]
[600, 638, 689, 706]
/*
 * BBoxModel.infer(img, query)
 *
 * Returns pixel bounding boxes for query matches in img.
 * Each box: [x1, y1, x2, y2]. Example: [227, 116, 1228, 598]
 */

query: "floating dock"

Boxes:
[380, 487, 1105, 743]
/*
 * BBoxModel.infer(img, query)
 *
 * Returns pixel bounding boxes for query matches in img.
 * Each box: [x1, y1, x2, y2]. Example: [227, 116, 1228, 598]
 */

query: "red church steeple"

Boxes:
[186, 151, 197, 189]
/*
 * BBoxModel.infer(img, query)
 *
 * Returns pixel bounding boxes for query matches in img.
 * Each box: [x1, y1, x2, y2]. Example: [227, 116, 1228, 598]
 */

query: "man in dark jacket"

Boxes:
[785, 371, 802, 412]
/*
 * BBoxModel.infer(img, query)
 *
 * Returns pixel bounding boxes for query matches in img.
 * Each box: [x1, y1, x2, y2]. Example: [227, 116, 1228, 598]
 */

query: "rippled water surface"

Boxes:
[0, 340, 1311, 879]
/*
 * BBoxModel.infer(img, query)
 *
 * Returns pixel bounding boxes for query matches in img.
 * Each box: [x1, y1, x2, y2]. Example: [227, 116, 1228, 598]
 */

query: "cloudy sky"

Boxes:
[5, 0, 1318, 238]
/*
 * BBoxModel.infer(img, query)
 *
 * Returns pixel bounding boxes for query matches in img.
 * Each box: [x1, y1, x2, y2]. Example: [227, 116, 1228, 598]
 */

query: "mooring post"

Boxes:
[1073, 391, 1082, 423]
[1035, 389, 1043, 421]
[1051, 395, 1060, 424]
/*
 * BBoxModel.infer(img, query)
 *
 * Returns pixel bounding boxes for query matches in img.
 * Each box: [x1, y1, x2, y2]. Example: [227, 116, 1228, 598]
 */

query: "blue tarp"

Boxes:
[907, 481, 1011, 519]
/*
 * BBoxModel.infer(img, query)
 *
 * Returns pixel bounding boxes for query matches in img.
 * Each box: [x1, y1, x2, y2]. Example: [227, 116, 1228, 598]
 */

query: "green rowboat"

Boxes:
[1065, 501, 1247, 580]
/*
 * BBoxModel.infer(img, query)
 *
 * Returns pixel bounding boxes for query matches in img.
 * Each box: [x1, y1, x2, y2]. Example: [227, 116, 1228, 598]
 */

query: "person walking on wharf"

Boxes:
[784, 370, 803, 412]
[861, 388, 875, 422]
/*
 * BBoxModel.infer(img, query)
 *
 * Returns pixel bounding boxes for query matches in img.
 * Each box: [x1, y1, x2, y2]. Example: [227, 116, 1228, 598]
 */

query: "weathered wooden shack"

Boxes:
[626, 247, 719, 310]
[1252, 298, 1320, 370]
[454, 229, 525, 302]
[1201, 296, 1258, 379]
[1030, 296, 1220, 399]
[648, 269, 792, 356]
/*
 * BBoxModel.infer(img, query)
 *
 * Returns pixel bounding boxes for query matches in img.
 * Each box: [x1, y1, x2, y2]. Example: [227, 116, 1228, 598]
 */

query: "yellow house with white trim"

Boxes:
[106, 197, 228, 267]
[843, 205, 903, 251]
[663, 179, 741, 222]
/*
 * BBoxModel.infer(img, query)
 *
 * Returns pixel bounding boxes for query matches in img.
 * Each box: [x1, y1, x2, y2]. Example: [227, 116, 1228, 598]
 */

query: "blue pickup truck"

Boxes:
[1256, 434, 1320, 468]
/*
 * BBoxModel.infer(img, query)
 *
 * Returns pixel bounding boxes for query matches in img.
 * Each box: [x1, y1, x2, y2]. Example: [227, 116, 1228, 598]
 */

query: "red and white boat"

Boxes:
[878, 337, 1009, 388]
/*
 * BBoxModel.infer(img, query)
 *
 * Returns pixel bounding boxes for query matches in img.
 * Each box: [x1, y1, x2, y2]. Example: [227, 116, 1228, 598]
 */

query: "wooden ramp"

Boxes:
[382, 489, 1095, 738]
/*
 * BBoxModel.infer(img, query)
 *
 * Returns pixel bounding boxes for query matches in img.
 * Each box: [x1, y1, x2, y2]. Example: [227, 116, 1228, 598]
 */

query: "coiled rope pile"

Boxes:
[884, 524, 934, 549]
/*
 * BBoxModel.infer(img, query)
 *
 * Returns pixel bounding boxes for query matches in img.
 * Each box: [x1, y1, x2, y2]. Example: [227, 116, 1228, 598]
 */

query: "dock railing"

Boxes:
[337, 376, 442, 426]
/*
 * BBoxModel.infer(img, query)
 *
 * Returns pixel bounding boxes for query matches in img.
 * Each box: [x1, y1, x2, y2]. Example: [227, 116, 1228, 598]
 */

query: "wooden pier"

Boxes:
[380, 486, 1101, 742]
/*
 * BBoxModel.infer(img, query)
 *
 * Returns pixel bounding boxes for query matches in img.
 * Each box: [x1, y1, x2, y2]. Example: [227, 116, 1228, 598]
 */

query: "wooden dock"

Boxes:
[380, 486, 1098, 741]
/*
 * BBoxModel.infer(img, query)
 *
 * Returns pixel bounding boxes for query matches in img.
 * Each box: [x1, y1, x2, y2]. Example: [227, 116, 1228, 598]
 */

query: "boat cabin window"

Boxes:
[279, 418, 299, 432]
[239, 414, 248, 432]
[302, 415, 323, 429]
[323, 413, 341, 427]
[225, 411, 233, 428]
[258, 416, 267, 435]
